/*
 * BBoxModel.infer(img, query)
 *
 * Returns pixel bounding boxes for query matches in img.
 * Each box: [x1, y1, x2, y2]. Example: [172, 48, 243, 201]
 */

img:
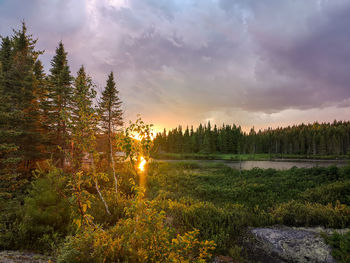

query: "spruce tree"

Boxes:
[3, 23, 45, 173]
[0, 23, 48, 201]
[33, 60, 50, 141]
[0, 35, 20, 176]
[70, 66, 97, 168]
[98, 72, 123, 195]
[98, 71, 123, 159]
[48, 41, 73, 166]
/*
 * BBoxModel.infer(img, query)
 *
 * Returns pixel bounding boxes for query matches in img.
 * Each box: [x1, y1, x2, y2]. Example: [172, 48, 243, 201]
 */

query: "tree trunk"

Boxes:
[109, 132, 118, 197]
[95, 179, 111, 215]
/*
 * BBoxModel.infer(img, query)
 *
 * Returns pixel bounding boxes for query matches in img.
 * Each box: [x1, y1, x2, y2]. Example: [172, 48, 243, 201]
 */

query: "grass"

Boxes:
[146, 161, 350, 254]
[147, 161, 350, 208]
[153, 152, 350, 161]
[324, 231, 350, 263]
[2, 161, 350, 260]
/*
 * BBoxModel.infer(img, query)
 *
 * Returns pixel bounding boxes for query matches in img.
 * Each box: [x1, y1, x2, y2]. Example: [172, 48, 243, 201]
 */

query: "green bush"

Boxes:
[300, 179, 350, 205]
[272, 200, 350, 228]
[19, 167, 71, 252]
[0, 188, 25, 250]
[324, 231, 350, 263]
[166, 198, 271, 252]
[172, 161, 201, 169]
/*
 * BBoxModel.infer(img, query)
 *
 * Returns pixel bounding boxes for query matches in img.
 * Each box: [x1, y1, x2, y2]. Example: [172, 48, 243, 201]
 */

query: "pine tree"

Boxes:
[98, 72, 123, 195]
[3, 23, 45, 172]
[0, 35, 20, 177]
[183, 126, 190, 153]
[0, 23, 47, 198]
[33, 60, 50, 143]
[98, 72, 123, 160]
[70, 66, 97, 168]
[48, 41, 73, 166]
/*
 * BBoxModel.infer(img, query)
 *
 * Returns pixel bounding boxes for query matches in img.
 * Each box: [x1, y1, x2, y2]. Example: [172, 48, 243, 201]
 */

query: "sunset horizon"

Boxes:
[2, 0, 350, 133]
[1, 1, 350, 262]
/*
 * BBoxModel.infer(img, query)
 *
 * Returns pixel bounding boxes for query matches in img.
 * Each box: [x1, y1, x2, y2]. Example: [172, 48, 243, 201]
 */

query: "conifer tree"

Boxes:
[98, 72, 123, 160]
[70, 66, 97, 167]
[1, 23, 45, 173]
[48, 41, 73, 166]
[98, 72, 123, 195]
[33, 59, 50, 156]
[70, 66, 112, 214]
[0, 35, 20, 177]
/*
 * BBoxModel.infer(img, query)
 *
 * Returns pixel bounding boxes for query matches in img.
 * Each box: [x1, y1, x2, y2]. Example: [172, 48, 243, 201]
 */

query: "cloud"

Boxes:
[249, 0, 350, 110]
[0, 0, 349, 131]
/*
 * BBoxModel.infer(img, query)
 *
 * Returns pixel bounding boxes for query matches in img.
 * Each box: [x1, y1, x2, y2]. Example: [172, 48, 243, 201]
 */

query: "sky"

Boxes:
[1, 0, 350, 133]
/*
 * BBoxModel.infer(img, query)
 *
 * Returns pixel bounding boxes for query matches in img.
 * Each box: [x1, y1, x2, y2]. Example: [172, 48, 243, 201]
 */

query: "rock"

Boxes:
[243, 226, 340, 263]
[213, 255, 236, 263]
[0, 250, 52, 263]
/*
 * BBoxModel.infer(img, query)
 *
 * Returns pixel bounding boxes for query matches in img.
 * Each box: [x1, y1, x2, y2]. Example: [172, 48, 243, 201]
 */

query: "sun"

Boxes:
[131, 132, 155, 141]
[138, 156, 146, 172]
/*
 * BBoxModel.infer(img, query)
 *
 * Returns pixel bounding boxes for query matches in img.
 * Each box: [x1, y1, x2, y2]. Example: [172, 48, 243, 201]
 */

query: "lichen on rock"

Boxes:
[243, 226, 344, 263]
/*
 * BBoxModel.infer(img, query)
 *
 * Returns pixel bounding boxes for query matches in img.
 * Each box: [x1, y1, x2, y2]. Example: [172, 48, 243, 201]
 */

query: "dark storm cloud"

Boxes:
[1, 0, 350, 129]
[249, 0, 350, 110]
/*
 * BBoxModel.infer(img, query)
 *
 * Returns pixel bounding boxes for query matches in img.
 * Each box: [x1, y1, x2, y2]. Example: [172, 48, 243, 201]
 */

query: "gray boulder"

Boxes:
[243, 226, 345, 263]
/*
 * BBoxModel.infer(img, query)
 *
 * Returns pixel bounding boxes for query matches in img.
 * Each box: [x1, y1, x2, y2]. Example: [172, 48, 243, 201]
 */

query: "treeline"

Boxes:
[0, 23, 123, 180]
[154, 121, 350, 156]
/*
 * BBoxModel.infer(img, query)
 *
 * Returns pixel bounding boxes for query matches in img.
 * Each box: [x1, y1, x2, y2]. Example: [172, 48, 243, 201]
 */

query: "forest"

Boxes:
[1, 23, 350, 263]
[154, 121, 350, 156]
[0, 23, 216, 262]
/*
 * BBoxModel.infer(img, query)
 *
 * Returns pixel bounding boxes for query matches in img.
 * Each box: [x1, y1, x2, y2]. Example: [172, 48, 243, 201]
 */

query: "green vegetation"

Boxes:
[146, 162, 350, 254]
[0, 24, 215, 262]
[324, 231, 350, 263]
[154, 121, 350, 157]
[154, 152, 350, 160]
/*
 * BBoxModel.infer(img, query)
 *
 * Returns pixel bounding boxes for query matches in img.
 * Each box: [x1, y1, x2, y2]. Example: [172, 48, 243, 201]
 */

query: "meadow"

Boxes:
[1, 160, 350, 261]
[146, 162, 350, 260]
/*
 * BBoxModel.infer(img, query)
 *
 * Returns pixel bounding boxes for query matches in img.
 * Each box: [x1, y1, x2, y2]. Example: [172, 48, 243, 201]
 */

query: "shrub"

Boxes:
[19, 166, 71, 252]
[300, 179, 350, 205]
[58, 191, 215, 263]
[173, 161, 201, 169]
[272, 200, 350, 228]
[166, 198, 271, 252]
[0, 199, 23, 250]
[324, 231, 350, 263]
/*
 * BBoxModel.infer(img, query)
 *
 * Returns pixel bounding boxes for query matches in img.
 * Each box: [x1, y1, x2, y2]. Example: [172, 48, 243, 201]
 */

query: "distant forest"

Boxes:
[154, 121, 350, 156]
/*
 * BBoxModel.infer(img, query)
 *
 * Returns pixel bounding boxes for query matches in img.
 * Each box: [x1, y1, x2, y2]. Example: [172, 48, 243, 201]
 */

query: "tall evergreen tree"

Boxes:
[70, 66, 97, 168]
[98, 71, 123, 159]
[48, 41, 73, 166]
[3, 23, 45, 172]
[0, 35, 19, 177]
[98, 72, 123, 195]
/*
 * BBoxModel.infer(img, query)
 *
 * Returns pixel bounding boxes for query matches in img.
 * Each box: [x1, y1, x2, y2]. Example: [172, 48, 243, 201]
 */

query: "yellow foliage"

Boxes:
[58, 188, 216, 263]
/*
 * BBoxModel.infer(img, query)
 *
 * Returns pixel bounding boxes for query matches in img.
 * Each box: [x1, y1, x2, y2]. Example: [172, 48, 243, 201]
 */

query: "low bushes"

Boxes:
[164, 198, 271, 252]
[300, 179, 350, 205]
[324, 231, 350, 263]
[272, 200, 350, 228]
[58, 193, 215, 263]
[0, 166, 71, 252]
